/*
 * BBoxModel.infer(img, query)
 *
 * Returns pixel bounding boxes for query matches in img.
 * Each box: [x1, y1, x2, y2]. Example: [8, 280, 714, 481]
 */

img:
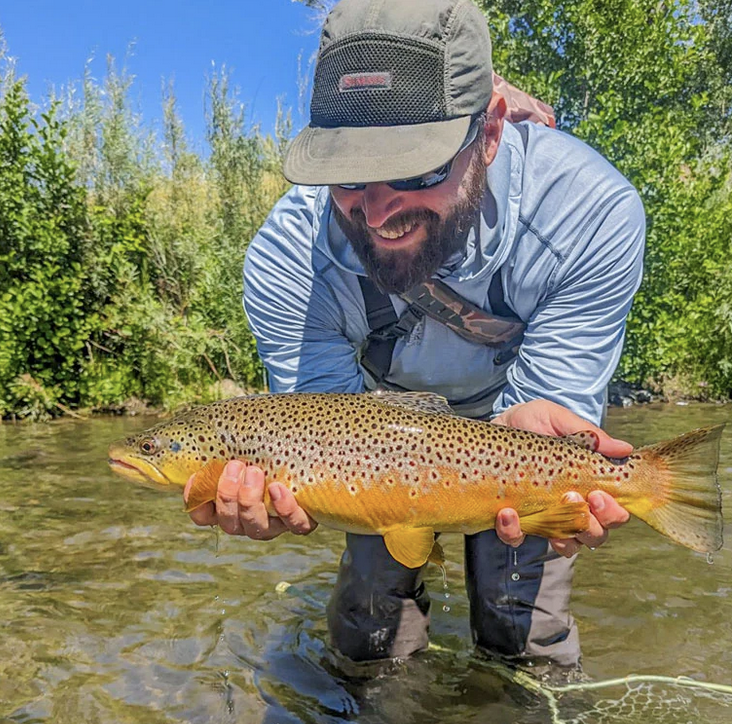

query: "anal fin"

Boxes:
[518, 500, 590, 539]
[383, 527, 437, 569]
[427, 539, 445, 567]
[184, 459, 227, 512]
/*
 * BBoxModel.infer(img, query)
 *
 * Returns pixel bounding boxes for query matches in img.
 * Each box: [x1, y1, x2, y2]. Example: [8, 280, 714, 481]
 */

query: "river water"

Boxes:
[1, 402, 730, 724]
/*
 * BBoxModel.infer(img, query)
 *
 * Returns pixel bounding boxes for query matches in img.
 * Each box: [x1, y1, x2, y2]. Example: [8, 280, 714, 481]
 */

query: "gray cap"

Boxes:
[284, 0, 493, 186]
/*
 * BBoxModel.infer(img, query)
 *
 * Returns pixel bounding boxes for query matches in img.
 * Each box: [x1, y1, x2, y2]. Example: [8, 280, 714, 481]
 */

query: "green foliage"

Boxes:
[0, 75, 93, 419]
[0, 57, 289, 419]
[480, 0, 732, 398]
[2, 1, 732, 416]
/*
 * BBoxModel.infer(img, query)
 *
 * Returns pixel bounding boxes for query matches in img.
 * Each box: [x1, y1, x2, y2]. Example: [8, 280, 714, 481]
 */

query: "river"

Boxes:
[1, 402, 730, 723]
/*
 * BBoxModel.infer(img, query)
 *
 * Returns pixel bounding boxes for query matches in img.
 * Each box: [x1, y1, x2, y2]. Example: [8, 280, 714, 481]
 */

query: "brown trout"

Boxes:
[108, 391, 724, 568]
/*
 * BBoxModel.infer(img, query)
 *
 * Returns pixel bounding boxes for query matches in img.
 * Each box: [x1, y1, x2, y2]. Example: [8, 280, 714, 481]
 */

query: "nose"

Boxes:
[361, 183, 403, 229]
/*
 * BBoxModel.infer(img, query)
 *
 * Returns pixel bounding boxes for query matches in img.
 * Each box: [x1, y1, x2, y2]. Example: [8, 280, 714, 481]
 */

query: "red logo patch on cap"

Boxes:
[339, 72, 392, 92]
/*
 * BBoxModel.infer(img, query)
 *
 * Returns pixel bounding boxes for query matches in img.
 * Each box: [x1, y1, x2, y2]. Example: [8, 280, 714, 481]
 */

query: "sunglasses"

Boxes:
[336, 115, 484, 193]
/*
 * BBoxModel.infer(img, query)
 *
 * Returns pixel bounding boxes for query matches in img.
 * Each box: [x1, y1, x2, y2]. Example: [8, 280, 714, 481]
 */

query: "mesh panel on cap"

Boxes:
[311, 35, 445, 127]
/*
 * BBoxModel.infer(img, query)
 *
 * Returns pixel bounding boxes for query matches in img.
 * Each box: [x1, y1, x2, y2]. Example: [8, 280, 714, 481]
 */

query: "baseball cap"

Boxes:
[283, 0, 493, 186]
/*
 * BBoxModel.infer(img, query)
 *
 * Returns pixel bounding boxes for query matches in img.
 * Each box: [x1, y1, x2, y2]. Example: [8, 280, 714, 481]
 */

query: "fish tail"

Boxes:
[627, 425, 724, 553]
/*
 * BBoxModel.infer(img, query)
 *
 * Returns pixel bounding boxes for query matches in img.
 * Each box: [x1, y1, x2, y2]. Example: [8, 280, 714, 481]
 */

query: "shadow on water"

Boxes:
[0, 403, 731, 723]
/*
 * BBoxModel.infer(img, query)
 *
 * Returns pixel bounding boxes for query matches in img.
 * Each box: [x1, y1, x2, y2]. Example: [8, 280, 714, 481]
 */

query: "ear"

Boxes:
[481, 92, 507, 167]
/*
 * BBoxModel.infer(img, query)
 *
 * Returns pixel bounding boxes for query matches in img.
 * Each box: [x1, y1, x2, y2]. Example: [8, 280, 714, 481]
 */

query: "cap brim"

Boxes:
[283, 116, 472, 186]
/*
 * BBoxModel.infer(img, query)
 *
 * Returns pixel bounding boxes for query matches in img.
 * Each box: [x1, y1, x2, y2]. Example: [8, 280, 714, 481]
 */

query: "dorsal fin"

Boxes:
[368, 390, 455, 416]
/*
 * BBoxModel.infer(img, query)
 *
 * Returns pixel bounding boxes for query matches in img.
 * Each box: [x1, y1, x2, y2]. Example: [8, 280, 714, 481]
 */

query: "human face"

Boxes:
[330, 124, 488, 294]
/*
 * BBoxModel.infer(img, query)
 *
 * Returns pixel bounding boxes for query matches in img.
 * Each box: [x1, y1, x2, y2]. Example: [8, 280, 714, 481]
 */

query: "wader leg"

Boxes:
[465, 531, 580, 667]
[327, 533, 431, 661]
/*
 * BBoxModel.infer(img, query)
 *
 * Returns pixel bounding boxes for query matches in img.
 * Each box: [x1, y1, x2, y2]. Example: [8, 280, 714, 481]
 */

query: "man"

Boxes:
[187, 0, 642, 669]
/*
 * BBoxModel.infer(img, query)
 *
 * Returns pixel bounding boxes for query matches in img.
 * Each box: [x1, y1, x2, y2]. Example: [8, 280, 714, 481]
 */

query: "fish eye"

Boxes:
[139, 438, 158, 455]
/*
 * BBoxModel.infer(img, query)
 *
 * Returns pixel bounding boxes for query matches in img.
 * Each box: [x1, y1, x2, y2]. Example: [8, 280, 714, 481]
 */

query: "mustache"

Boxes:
[350, 207, 436, 233]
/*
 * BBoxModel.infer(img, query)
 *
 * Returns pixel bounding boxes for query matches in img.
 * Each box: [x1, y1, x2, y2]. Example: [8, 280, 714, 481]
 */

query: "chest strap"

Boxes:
[357, 274, 526, 383]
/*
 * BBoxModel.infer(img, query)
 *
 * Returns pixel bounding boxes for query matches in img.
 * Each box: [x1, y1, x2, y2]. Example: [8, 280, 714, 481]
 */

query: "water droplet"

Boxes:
[442, 605, 451, 613]
[706, 552, 714, 565]
[444, 592, 450, 599]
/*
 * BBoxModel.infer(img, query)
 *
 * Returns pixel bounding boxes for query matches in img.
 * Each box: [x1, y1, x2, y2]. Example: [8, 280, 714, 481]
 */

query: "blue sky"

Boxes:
[0, 0, 323, 149]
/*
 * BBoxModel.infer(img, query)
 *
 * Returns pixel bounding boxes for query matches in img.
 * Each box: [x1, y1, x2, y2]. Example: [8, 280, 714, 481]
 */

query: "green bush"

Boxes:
[2, 0, 732, 418]
[0, 60, 289, 419]
[481, 0, 732, 398]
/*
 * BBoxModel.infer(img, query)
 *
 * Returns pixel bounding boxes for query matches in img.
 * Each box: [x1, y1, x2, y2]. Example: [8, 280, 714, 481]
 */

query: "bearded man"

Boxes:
[187, 0, 643, 670]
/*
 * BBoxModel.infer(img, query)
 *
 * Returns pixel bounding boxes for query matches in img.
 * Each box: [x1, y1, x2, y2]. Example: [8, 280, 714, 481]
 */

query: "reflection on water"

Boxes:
[1, 403, 731, 723]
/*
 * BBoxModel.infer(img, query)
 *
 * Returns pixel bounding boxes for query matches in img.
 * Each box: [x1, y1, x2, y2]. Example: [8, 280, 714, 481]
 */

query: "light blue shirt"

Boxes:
[243, 122, 645, 426]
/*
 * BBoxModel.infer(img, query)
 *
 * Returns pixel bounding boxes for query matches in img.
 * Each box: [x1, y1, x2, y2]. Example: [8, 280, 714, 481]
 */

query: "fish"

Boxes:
[107, 390, 724, 568]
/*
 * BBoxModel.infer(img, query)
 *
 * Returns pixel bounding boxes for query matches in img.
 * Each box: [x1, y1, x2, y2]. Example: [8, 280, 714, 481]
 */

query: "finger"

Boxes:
[491, 403, 525, 428]
[574, 514, 609, 549]
[236, 465, 287, 540]
[555, 490, 607, 552]
[550, 538, 582, 557]
[591, 431, 634, 458]
[185, 474, 218, 527]
[496, 508, 525, 547]
[215, 460, 247, 536]
[269, 483, 318, 535]
[552, 421, 632, 458]
[588, 491, 630, 529]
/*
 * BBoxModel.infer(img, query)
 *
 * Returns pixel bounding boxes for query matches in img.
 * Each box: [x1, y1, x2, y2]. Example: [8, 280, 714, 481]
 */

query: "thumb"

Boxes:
[593, 429, 633, 458]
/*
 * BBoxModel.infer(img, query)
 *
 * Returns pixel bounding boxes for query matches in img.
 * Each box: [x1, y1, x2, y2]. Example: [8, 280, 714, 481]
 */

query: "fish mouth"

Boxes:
[108, 454, 172, 488]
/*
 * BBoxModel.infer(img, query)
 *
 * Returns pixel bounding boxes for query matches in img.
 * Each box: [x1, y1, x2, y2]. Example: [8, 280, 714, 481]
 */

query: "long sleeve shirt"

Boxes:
[243, 121, 645, 426]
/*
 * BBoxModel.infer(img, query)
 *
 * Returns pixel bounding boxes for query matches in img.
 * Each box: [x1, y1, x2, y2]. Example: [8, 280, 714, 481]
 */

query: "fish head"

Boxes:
[108, 412, 216, 489]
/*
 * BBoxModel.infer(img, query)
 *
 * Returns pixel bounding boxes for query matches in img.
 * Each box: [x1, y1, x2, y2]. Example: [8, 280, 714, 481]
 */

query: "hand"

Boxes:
[491, 399, 631, 556]
[184, 460, 318, 539]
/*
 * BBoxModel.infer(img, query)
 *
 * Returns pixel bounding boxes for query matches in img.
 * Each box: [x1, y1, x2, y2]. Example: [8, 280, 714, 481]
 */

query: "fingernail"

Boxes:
[499, 511, 512, 527]
[225, 460, 245, 481]
[563, 491, 582, 503]
[268, 484, 282, 502]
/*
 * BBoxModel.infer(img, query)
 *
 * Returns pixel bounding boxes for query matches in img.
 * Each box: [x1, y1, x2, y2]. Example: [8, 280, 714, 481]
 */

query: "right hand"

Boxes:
[184, 460, 318, 539]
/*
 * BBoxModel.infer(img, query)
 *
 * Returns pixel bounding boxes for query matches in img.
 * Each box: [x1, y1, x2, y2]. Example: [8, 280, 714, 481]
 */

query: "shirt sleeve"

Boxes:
[243, 186, 366, 394]
[493, 186, 646, 426]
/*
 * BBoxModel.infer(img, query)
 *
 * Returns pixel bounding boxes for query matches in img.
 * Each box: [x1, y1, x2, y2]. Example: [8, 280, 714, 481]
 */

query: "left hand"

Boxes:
[491, 399, 632, 557]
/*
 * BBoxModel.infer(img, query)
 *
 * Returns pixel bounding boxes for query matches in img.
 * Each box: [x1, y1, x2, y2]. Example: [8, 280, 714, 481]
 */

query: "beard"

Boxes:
[332, 148, 487, 294]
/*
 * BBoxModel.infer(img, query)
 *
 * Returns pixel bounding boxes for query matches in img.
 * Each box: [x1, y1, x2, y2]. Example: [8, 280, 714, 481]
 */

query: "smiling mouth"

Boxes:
[374, 219, 418, 240]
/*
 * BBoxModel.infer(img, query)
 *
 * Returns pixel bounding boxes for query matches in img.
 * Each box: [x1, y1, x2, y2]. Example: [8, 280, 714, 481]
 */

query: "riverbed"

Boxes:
[1, 402, 730, 723]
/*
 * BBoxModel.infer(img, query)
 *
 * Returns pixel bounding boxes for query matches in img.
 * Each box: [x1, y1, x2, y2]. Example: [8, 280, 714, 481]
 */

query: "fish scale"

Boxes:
[108, 391, 724, 568]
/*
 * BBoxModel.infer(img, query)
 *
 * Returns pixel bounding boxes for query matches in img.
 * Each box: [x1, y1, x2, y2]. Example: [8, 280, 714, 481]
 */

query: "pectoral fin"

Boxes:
[383, 527, 437, 569]
[518, 500, 590, 539]
[184, 459, 227, 512]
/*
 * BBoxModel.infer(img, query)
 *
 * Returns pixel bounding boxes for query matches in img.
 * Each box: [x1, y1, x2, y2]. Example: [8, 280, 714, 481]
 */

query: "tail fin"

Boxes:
[629, 425, 724, 553]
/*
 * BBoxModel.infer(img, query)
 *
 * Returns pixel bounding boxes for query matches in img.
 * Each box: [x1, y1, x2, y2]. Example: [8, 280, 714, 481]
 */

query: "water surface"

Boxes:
[1, 403, 731, 723]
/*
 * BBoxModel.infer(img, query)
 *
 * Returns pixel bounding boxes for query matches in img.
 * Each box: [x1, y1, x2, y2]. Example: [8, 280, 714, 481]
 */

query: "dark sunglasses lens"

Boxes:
[390, 163, 451, 191]
[337, 159, 452, 192]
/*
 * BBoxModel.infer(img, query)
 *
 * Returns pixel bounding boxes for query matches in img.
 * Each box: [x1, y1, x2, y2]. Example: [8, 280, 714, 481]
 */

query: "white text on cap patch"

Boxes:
[339, 72, 392, 92]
